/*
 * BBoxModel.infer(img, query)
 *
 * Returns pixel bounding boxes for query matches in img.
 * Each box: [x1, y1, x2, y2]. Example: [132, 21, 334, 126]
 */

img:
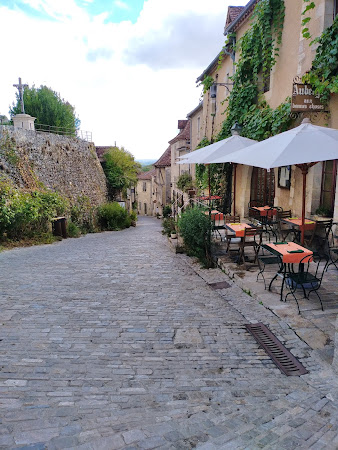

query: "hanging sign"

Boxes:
[291, 83, 326, 112]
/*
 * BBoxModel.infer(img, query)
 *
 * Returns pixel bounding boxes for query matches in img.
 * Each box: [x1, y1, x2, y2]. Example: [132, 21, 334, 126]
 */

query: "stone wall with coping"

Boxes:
[0, 126, 107, 206]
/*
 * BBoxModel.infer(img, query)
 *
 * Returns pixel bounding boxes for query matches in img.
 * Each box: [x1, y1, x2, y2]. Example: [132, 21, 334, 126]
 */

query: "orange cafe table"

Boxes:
[252, 205, 277, 218]
[262, 241, 313, 300]
[205, 210, 224, 221]
[282, 217, 316, 232]
[225, 223, 252, 238]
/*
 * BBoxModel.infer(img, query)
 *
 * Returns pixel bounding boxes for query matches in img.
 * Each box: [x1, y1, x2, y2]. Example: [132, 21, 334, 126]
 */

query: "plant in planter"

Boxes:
[176, 173, 196, 194]
[314, 206, 332, 218]
[162, 217, 176, 237]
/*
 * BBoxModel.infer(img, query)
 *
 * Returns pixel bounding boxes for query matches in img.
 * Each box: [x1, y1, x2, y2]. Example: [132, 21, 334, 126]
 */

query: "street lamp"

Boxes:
[231, 122, 242, 136]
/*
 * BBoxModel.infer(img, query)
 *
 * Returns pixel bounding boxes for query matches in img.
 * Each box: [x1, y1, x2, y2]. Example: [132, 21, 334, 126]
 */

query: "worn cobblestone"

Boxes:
[0, 217, 337, 448]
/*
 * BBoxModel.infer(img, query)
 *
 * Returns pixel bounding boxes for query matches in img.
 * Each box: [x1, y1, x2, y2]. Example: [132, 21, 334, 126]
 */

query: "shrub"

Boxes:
[178, 207, 213, 267]
[97, 202, 129, 230]
[0, 178, 68, 241]
[162, 217, 176, 237]
[163, 205, 172, 218]
[67, 221, 81, 238]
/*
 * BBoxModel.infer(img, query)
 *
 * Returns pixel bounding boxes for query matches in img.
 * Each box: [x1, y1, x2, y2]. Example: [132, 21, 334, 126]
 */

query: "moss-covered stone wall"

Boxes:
[0, 126, 107, 206]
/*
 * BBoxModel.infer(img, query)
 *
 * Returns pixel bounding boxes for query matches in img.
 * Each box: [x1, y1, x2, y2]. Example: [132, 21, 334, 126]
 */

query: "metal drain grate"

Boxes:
[245, 323, 308, 376]
[208, 281, 231, 290]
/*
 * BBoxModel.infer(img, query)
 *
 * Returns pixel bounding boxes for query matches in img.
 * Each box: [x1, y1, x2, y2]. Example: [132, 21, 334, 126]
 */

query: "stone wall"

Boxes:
[0, 126, 107, 206]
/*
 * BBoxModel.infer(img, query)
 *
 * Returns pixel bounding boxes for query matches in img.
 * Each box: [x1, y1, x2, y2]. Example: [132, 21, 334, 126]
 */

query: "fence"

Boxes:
[0, 123, 92, 142]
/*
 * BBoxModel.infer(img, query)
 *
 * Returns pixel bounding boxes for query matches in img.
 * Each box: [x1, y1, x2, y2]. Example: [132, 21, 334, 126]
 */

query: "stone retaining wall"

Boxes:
[0, 127, 107, 206]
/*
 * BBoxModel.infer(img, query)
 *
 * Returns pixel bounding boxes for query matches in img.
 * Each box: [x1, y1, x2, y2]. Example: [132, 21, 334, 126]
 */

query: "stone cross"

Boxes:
[13, 77, 28, 114]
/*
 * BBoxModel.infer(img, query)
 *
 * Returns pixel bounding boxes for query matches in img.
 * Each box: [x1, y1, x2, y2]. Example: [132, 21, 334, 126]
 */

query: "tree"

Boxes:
[103, 147, 141, 200]
[10, 85, 80, 133]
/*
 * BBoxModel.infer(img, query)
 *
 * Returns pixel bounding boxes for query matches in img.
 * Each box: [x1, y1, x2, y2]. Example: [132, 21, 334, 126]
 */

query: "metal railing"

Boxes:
[0, 123, 92, 142]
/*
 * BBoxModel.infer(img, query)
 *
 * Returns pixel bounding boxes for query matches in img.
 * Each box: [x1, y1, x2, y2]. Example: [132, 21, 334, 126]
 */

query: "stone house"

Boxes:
[136, 168, 156, 216]
[170, 119, 193, 207]
[191, 0, 338, 223]
[153, 146, 171, 216]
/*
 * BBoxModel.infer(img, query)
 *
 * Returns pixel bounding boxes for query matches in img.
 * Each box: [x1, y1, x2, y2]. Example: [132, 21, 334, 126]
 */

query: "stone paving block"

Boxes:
[0, 217, 337, 448]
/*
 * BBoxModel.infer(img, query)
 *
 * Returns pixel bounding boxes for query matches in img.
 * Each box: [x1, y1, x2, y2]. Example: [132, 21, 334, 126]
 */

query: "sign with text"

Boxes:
[291, 83, 326, 112]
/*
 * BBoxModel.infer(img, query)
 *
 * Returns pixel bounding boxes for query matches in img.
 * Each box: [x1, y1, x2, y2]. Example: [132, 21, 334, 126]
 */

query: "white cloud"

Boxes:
[0, 0, 245, 160]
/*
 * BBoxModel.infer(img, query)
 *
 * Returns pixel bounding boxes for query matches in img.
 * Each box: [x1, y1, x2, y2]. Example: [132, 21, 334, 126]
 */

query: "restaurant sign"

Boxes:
[291, 83, 326, 112]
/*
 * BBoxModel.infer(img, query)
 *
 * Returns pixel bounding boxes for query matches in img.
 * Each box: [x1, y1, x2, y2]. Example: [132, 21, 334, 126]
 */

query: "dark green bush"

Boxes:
[163, 205, 172, 218]
[67, 221, 81, 238]
[162, 217, 176, 236]
[97, 202, 129, 230]
[0, 178, 68, 240]
[178, 207, 213, 267]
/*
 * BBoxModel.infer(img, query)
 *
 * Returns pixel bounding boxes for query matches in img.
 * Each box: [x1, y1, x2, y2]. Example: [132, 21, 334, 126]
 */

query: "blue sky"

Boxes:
[2, 0, 145, 23]
[0, 0, 246, 159]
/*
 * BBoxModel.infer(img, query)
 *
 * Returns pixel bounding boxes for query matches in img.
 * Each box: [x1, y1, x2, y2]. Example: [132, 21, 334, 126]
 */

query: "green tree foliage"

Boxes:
[103, 146, 141, 200]
[10, 85, 80, 133]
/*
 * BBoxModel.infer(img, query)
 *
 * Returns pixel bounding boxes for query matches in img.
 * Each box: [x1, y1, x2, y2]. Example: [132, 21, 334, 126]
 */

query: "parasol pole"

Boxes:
[301, 166, 308, 246]
[233, 163, 237, 215]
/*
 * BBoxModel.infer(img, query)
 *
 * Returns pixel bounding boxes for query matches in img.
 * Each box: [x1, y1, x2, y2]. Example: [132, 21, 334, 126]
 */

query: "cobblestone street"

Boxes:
[0, 217, 337, 449]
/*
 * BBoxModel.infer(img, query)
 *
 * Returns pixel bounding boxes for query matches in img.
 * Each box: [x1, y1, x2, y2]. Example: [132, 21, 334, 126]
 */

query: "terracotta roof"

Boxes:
[138, 168, 156, 180]
[225, 6, 245, 28]
[95, 146, 112, 162]
[224, 0, 257, 35]
[178, 119, 188, 130]
[168, 120, 191, 145]
[154, 146, 171, 167]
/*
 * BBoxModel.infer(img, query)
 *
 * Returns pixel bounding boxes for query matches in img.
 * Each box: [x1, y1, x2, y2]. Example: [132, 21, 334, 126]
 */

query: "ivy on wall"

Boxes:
[217, 0, 286, 140]
[302, 16, 338, 103]
[196, 0, 289, 196]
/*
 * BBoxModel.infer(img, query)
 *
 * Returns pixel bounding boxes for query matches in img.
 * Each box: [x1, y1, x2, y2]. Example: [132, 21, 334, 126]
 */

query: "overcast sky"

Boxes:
[0, 0, 246, 161]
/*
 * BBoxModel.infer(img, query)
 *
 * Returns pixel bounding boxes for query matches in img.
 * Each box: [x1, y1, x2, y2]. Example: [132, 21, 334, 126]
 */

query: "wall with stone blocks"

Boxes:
[0, 126, 107, 206]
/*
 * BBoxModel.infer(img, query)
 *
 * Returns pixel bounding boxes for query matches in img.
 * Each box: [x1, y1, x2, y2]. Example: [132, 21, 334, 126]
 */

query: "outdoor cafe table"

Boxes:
[205, 210, 224, 221]
[252, 205, 277, 218]
[225, 222, 252, 238]
[282, 217, 316, 231]
[262, 242, 313, 300]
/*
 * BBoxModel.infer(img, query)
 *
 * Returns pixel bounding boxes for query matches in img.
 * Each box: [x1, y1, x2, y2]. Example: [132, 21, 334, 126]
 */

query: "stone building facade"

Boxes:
[192, 0, 338, 223]
[136, 168, 156, 216]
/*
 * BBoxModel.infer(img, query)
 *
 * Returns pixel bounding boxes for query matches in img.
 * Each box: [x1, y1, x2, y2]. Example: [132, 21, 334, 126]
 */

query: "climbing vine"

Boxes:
[217, 0, 286, 140]
[301, 0, 316, 41]
[302, 16, 338, 103]
[200, 75, 214, 94]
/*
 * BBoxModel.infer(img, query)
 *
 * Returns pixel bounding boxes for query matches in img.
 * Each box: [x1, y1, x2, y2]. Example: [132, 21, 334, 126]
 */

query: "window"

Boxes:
[319, 160, 337, 216]
[250, 168, 275, 205]
[144, 203, 147, 215]
[143, 182, 147, 192]
[197, 116, 201, 139]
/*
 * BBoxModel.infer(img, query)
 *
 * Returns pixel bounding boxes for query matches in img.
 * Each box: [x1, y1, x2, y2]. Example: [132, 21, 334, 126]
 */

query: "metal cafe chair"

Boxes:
[326, 225, 338, 271]
[276, 209, 297, 241]
[284, 253, 329, 314]
[257, 248, 283, 290]
[238, 226, 263, 270]
[223, 215, 241, 251]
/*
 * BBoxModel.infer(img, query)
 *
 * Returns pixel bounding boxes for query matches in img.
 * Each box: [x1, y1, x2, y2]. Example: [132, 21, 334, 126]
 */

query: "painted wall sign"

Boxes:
[291, 83, 326, 112]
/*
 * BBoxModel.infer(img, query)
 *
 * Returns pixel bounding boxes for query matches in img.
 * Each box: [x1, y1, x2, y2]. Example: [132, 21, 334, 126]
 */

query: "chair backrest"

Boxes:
[299, 253, 329, 285]
[225, 215, 240, 223]
[315, 219, 333, 240]
[243, 226, 263, 245]
[277, 210, 291, 220]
